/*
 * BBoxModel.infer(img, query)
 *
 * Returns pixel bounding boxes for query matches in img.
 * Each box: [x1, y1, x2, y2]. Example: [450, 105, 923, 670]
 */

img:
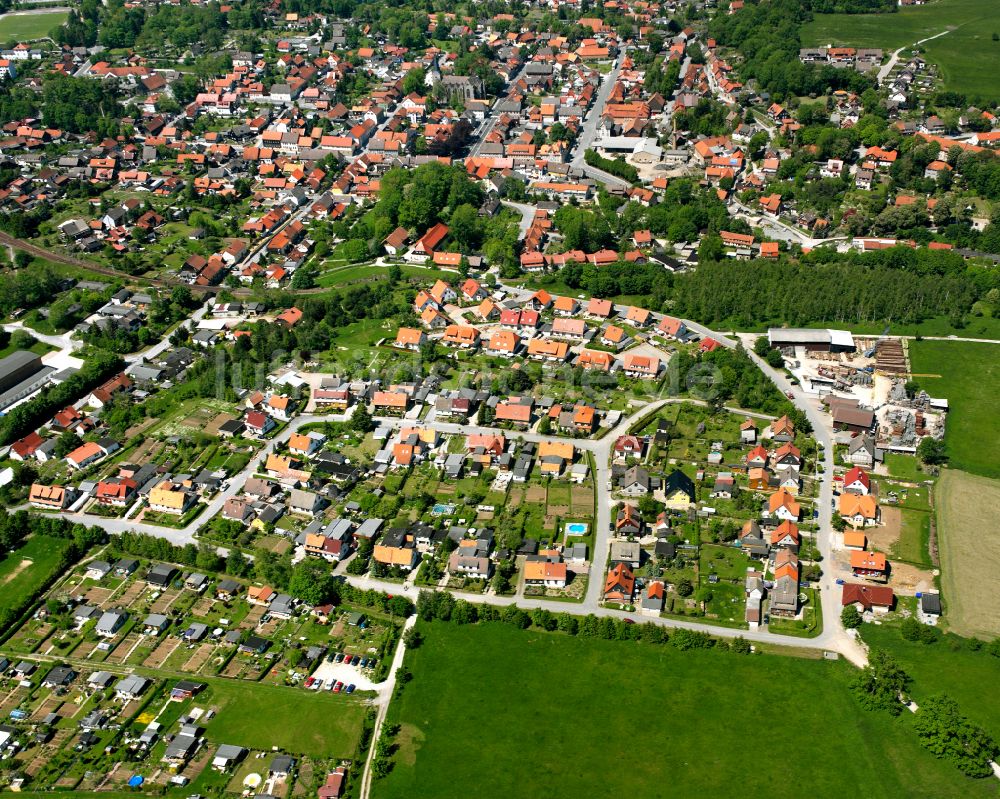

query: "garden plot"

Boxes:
[6, 621, 53, 653]
[190, 594, 217, 617]
[116, 579, 148, 607]
[24, 729, 72, 777]
[525, 485, 547, 503]
[206, 412, 237, 435]
[0, 686, 28, 717]
[571, 485, 594, 515]
[149, 588, 182, 613]
[84, 586, 115, 606]
[31, 695, 63, 721]
[107, 631, 143, 664]
[144, 637, 182, 668]
[182, 642, 217, 673]
[240, 605, 266, 629]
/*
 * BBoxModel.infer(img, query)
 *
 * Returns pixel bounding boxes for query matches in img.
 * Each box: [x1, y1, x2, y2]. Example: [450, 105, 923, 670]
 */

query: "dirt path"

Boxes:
[0, 558, 32, 585]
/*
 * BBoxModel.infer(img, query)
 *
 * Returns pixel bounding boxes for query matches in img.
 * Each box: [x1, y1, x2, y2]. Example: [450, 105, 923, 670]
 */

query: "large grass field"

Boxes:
[935, 469, 1000, 638]
[0, 535, 71, 615]
[909, 340, 1000, 479]
[0, 9, 68, 41]
[375, 622, 994, 799]
[202, 678, 368, 757]
[801, 0, 1000, 98]
[861, 624, 1000, 739]
[315, 262, 454, 288]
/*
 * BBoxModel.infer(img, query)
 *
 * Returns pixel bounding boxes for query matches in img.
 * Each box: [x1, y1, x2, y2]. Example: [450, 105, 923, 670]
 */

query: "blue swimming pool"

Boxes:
[565, 522, 589, 535]
[432, 503, 456, 516]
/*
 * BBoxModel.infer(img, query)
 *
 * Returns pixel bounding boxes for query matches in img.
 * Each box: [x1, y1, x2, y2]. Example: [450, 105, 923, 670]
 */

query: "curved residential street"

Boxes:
[54, 303, 865, 664]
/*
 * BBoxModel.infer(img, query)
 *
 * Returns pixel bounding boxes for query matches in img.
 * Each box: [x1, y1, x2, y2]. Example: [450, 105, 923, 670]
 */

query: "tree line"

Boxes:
[109, 530, 415, 618]
[414, 589, 754, 652]
[584, 149, 639, 184]
[671, 259, 981, 330]
[708, 0, 875, 100]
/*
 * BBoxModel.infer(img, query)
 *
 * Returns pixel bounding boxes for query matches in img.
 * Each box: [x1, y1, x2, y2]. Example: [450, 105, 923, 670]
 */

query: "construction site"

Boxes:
[778, 334, 947, 455]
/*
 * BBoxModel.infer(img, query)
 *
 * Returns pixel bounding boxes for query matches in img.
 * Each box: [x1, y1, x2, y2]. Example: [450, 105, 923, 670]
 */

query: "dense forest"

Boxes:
[670, 258, 981, 329]
[708, 0, 875, 99]
[806, 0, 896, 13]
[542, 240, 996, 330]
[42, 75, 122, 136]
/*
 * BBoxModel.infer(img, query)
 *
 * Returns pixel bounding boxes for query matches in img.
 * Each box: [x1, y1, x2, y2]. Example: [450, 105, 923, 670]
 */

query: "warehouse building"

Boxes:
[767, 328, 855, 353]
[0, 350, 53, 411]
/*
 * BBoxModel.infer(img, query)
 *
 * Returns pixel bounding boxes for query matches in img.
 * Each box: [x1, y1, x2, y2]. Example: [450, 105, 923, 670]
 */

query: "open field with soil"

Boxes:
[935, 469, 1000, 638]
[375, 621, 994, 799]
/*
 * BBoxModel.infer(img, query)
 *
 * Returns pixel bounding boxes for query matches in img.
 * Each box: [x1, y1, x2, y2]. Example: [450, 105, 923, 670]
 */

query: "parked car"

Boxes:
[333, 681, 343, 693]
[345, 684, 356, 694]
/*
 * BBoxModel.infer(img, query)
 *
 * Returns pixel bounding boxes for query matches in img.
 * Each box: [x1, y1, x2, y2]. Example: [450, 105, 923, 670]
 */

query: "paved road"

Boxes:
[468, 61, 532, 159]
[65, 390, 851, 654]
[339, 572, 834, 651]
[501, 200, 536, 241]
[51, 276, 867, 661]
[571, 50, 626, 168]
[877, 29, 951, 84]
[741, 339, 867, 666]
[1, 321, 77, 353]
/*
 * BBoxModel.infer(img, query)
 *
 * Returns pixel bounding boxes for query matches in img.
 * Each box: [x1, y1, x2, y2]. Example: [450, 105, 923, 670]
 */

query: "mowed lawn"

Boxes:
[801, 0, 1000, 98]
[202, 678, 367, 758]
[935, 469, 1000, 638]
[315, 262, 454, 288]
[909, 340, 1000, 478]
[375, 622, 994, 799]
[0, 535, 71, 614]
[861, 624, 1000, 739]
[0, 10, 68, 40]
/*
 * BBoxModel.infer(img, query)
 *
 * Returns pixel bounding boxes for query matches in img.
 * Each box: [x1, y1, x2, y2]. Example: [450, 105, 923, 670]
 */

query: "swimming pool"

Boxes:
[565, 522, 589, 535]
[432, 503, 456, 516]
